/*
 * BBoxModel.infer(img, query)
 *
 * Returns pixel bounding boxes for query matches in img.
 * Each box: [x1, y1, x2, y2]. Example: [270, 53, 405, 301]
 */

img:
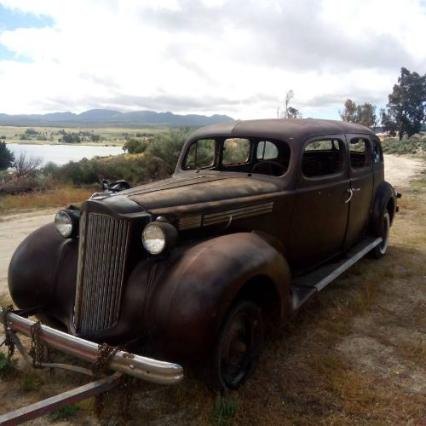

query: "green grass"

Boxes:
[212, 395, 238, 426]
[0, 353, 17, 379]
[48, 404, 80, 422]
[21, 372, 44, 392]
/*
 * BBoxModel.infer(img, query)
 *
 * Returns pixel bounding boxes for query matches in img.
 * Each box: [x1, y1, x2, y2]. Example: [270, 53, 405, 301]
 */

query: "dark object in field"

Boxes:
[7, 118, 399, 390]
[0, 183, 33, 195]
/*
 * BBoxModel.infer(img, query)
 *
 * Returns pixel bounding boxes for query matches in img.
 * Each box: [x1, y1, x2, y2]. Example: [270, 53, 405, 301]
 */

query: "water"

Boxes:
[6, 143, 123, 166]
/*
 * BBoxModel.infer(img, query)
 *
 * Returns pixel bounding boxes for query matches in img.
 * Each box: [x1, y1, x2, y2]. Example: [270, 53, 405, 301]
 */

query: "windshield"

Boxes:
[183, 137, 290, 177]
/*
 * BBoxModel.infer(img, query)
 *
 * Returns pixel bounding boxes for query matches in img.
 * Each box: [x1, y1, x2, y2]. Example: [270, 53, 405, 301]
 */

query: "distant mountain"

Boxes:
[0, 109, 234, 128]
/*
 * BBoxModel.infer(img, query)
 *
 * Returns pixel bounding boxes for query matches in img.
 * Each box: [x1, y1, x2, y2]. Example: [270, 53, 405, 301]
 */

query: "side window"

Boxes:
[184, 139, 216, 170]
[302, 139, 344, 178]
[222, 138, 250, 166]
[256, 140, 279, 160]
[372, 139, 383, 164]
[350, 138, 370, 169]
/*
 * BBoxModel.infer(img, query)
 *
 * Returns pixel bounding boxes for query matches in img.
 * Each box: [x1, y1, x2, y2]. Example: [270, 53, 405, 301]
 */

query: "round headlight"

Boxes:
[54, 210, 74, 238]
[142, 221, 177, 255]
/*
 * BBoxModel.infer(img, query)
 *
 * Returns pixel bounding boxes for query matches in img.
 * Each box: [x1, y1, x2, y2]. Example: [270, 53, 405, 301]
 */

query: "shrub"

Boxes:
[381, 136, 426, 155]
[0, 142, 14, 170]
[145, 128, 191, 173]
[61, 132, 81, 143]
[0, 353, 17, 379]
[123, 138, 148, 154]
[46, 154, 170, 186]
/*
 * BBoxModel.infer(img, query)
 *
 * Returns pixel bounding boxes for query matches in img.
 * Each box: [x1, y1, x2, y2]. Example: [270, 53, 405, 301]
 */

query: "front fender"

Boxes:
[136, 232, 290, 361]
[8, 223, 68, 310]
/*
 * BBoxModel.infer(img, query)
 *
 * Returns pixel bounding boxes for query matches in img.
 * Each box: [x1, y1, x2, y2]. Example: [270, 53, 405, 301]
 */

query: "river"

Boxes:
[6, 143, 123, 166]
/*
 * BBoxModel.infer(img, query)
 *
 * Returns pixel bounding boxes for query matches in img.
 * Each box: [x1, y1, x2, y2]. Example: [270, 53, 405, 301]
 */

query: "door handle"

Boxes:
[345, 187, 361, 203]
[345, 188, 353, 204]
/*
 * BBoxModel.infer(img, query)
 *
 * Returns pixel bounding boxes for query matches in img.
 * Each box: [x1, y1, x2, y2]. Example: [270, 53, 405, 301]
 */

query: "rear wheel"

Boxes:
[372, 211, 390, 258]
[212, 301, 264, 390]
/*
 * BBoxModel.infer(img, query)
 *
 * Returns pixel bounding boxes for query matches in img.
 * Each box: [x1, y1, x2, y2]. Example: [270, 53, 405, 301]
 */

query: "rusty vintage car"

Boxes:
[4, 118, 399, 392]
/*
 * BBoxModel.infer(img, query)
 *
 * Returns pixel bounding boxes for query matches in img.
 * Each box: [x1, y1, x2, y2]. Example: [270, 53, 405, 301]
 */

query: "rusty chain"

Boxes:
[29, 320, 49, 368]
[1, 305, 15, 359]
[92, 343, 136, 422]
[92, 343, 120, 417]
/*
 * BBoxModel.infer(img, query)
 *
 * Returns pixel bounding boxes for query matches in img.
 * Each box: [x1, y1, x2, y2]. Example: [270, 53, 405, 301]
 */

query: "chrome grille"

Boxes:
[74, 212, 130, 334]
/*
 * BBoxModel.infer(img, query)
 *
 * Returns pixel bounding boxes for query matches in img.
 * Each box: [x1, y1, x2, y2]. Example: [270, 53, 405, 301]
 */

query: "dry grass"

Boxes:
[0, 186, 94, 213]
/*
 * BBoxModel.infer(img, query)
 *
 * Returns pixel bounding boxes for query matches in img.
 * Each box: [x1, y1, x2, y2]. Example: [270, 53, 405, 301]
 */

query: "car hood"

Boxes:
[119, 174, 280, 212]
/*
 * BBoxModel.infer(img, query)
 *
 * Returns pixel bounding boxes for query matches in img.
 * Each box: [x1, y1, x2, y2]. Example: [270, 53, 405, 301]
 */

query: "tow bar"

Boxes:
[0, 307, 183, 425]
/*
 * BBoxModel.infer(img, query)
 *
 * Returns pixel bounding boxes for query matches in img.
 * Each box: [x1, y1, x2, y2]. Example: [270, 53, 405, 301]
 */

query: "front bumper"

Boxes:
[0, 307, 183, 385]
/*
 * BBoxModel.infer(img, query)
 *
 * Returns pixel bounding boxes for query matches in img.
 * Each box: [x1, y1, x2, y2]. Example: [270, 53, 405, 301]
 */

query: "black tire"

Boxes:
[211, 300, 264, 391]
[372, 211, 390, 259]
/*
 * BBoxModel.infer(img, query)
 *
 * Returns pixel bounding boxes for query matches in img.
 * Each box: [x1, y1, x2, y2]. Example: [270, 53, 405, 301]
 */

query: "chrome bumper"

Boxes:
[0, 308, 183, 385]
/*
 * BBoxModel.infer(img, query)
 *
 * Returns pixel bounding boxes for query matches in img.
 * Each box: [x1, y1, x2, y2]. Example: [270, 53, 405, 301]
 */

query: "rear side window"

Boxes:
[302, 139, 344, 178]
[350, 138, 370, 169]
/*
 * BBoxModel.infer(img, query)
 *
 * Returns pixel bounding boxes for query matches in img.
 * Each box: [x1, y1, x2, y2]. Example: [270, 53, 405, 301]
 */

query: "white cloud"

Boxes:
[0, 0, 425, 118]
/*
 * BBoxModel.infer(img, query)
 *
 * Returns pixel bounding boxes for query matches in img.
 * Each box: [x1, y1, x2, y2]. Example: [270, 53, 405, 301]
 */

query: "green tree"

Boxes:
[356, 103, 377, 127]
[340, 99, 377, 127]
[123, 138, 148, 154]
[382, 67, 426, 139]
[287, 106, 302, 119]
[0, 142, 14, 170]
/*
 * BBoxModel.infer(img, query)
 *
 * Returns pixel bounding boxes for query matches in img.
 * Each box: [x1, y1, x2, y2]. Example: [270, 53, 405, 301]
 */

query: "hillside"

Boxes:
[0, 109, 234, 128]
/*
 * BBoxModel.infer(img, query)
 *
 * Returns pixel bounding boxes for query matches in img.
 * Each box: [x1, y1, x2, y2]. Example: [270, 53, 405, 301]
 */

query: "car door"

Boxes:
[289, 136, 350, 270]
[344, 135, 374, 248]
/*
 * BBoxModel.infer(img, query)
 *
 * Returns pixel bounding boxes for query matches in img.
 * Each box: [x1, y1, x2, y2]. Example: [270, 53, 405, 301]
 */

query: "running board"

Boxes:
[291, 237, 382, 311]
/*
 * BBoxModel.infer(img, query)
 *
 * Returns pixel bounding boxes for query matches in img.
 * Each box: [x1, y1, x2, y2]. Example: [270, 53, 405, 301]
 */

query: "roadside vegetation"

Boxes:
[0, 128, 190, 213]
[381, 135, 426, 155]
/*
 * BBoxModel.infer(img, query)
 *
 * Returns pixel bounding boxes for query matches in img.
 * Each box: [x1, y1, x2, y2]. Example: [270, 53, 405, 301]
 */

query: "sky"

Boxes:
[0, 0, 425, 120]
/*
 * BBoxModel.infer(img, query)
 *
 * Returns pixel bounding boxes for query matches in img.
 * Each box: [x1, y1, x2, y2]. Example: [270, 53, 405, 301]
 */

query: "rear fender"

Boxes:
[371, 181, 396, 234]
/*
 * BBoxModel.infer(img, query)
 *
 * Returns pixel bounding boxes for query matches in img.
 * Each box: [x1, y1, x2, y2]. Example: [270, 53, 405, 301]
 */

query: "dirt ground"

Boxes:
[0, 154, 425, 425]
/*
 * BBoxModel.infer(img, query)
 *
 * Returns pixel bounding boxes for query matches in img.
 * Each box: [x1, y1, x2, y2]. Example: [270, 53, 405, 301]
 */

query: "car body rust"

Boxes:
[7, 118, 399, 387]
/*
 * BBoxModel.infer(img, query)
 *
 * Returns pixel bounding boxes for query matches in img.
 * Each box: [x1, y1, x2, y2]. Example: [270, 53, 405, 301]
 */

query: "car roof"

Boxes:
[188, 118, 376, 142]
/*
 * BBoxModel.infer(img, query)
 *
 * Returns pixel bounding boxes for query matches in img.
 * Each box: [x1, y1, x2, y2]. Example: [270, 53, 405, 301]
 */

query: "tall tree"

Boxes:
[277, 90, 302, 118]
[356, 103, 377, 127]
[0, 142, 14, 170]
[383, 67, 426, 139]
[340, 99, 358, 122]
[340, 99, 377, 127]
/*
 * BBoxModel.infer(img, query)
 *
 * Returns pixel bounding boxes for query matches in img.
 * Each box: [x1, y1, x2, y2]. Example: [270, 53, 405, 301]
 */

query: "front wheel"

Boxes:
[372, 211, 390, 258]
[211, 301, 264, 390]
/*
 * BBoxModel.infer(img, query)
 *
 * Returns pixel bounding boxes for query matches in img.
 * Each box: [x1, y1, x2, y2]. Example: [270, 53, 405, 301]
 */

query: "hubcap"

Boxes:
[219, 310, 260, 388]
